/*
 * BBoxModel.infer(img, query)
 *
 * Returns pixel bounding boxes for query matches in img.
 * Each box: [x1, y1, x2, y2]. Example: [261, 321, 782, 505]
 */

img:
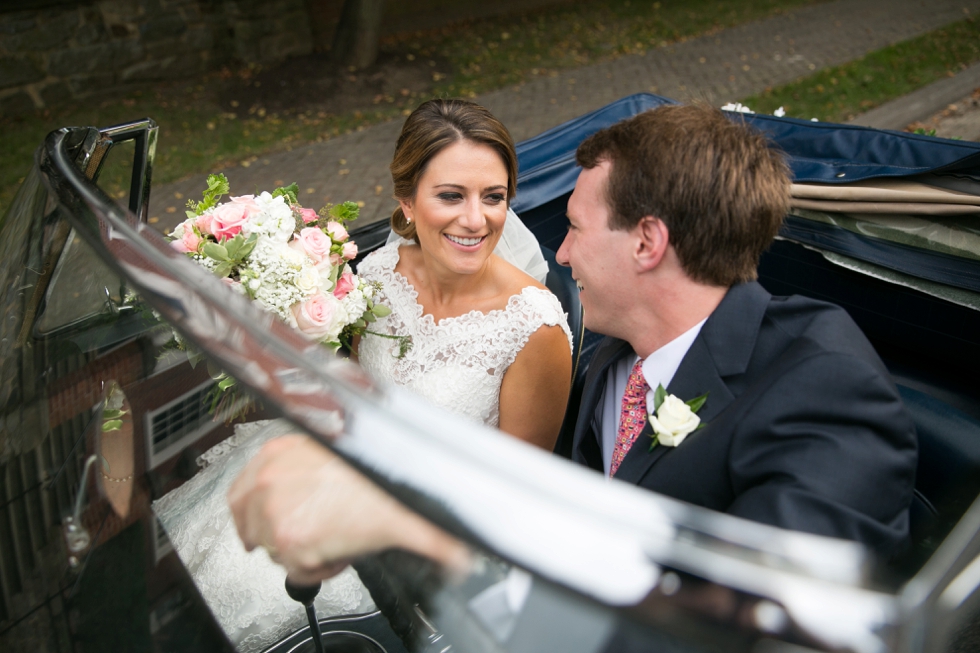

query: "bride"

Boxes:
[152, 99, 573, 651]
[357, 98, 572, 445]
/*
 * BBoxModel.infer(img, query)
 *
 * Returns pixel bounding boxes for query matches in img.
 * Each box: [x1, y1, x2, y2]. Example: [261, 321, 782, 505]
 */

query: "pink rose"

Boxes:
[325, 221, 348, 242]
[182, 229, 202, 252]
[229, 194, 259, 212]
[196, 213, 214, 236]
[333, 271, 355, 299]
[291, 293, 342, 341]
[342, 241, 358, 260]
[211, 202, 251, 241]
[329, 252, 344, 268]
[289, 227, 333, 265]
[171, 227, 201, 253]
[299, 207, 319, 224]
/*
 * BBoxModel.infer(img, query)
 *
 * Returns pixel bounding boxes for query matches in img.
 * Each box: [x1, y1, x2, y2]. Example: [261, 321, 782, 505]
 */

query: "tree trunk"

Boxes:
[331, 0, 386, 69]
[303, 0, 341, 53]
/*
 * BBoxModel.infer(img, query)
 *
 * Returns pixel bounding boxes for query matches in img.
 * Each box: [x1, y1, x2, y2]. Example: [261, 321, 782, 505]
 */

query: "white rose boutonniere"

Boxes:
[649, 384, 708, 450]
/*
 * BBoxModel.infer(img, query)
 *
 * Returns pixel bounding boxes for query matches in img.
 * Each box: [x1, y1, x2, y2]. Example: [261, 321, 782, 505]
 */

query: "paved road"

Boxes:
[148, 0, 980, 231]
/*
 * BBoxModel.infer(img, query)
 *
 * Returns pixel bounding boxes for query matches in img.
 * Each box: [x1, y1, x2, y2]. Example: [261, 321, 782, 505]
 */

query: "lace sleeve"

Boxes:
[498, 287, 574, 373]
[354, 241, 398, 280]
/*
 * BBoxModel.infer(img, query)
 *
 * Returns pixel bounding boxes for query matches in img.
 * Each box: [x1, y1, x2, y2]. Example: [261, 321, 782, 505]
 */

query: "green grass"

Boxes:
[742, 18, 980, 122]
[0, 0, 823, 217]
[0, 89, 404, 213]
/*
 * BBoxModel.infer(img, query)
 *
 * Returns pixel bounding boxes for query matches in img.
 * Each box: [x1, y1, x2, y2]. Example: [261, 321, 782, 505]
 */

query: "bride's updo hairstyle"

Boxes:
[390, 99, 518, 242]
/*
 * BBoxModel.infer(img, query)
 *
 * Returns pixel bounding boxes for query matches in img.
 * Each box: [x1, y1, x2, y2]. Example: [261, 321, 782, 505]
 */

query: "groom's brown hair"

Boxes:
[576, 103, 790, 287]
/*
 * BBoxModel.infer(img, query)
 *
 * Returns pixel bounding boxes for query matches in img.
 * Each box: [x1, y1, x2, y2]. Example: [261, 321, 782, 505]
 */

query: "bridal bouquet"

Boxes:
[165, 174, 398, 414]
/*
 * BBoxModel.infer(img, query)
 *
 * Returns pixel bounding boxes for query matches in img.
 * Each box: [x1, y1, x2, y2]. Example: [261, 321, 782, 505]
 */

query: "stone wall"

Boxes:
[0, 0, 314, 116]
[0, 0, 576, 116]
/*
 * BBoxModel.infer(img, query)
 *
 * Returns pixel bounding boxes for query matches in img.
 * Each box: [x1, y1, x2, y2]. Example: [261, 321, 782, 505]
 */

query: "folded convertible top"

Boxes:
[513, 93, 980, 297]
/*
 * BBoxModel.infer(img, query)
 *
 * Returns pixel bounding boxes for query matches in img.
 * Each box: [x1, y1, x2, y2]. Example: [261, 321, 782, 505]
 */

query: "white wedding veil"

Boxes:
[384, 207, 550, 284]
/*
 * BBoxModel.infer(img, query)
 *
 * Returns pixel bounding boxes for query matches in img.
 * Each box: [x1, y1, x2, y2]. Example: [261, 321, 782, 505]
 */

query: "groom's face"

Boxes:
[557, 161, 637, 339]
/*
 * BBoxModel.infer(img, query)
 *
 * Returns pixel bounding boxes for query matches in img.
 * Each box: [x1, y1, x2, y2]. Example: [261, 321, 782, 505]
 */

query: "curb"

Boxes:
[848, 61, 980, 130]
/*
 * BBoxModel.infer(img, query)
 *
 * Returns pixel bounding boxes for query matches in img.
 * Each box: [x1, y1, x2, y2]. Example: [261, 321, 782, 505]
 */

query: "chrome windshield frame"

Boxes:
[34, 124, 980, 653]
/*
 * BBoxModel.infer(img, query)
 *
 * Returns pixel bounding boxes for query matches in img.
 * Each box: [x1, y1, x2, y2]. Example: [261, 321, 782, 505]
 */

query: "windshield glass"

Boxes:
[8, 121, 980, 653]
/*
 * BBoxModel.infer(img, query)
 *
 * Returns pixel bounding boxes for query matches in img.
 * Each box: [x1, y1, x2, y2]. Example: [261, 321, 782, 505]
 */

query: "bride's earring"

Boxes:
[406, 216, 412, 223]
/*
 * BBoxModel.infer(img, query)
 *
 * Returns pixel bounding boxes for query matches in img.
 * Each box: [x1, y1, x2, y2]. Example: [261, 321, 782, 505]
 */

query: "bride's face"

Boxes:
[399, 139, 509, 276]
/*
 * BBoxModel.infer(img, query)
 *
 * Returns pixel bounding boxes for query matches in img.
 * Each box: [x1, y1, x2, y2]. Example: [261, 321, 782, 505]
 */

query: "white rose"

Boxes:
[295, 264, 321, 294]
[649, 395, 700, 447]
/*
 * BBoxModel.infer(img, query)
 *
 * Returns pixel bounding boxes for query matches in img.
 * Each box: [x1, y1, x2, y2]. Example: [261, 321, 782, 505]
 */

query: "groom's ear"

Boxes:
[633, 216, 669, 271]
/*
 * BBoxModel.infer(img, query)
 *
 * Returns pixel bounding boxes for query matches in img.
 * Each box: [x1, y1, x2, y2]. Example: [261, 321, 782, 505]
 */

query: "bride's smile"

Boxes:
[398, 139, 509, 276]
[444, 233, 486, 248]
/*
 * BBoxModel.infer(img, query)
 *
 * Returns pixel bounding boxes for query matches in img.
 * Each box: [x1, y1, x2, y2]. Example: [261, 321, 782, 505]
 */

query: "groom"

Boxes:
[554, 103, 917, 555]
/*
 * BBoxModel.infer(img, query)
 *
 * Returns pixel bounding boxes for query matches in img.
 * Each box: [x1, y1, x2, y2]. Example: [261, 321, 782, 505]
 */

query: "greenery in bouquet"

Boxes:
[163, 173, 406, 418]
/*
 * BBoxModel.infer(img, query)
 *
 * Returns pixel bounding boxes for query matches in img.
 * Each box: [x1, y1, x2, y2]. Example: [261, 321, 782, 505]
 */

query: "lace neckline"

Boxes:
[386, 241, 542, 329]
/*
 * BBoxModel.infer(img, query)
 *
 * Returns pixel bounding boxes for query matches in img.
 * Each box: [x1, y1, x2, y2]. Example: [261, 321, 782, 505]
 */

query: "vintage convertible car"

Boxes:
[1, 94, 979, 653]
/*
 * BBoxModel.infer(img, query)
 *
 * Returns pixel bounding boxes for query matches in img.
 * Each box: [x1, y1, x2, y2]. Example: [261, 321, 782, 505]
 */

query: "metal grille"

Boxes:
[145, 379, 223, 469]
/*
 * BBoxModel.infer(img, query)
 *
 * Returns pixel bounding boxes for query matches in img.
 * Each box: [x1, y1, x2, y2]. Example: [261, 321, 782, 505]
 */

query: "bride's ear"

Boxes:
[398, 199, 414, 222]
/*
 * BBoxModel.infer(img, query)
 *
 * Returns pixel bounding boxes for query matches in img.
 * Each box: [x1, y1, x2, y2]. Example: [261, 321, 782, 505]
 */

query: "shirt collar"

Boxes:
[640, 318, 707, 392]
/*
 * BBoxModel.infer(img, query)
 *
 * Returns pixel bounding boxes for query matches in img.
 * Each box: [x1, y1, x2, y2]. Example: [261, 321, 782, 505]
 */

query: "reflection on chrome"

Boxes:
[97, 381, 136, 518]
[63, 453, 99, 566]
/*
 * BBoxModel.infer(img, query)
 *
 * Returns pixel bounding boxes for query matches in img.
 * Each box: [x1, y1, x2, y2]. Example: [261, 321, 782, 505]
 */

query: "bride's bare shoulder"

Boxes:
[492, 254, 548, 296]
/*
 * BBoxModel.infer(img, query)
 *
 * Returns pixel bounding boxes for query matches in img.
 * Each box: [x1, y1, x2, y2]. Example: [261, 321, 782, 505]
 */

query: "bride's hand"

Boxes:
[228, 434, 470, 585]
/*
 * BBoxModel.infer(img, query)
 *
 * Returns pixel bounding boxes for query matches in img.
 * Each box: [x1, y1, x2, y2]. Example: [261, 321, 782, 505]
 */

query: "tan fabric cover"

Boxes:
[790, 179, 980, 215]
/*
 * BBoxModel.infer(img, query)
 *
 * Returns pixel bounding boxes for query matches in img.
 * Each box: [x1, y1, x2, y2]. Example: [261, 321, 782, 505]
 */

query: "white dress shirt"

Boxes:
[596, 319, 706, 476]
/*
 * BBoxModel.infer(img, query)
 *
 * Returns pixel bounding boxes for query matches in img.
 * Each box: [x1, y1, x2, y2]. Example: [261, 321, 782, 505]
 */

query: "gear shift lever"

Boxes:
[285, 578, 325, 653]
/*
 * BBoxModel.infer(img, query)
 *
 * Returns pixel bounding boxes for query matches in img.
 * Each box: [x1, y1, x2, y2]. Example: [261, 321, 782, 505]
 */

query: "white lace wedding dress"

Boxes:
[152, 238, 571, 653]
[152, 419, 375, 653]
[357, 239, 572, 426]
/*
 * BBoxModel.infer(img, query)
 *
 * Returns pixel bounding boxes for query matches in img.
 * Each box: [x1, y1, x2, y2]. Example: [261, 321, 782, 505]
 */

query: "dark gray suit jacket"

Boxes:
[564, 281, 917, 555]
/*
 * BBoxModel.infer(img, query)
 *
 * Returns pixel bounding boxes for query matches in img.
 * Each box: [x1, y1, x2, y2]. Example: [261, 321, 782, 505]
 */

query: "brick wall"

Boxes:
[0, 0, 314, 116]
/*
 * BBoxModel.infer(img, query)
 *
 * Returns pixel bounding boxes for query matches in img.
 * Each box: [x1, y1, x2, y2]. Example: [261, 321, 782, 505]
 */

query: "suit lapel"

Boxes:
[571, 337, 634, 471]
[612, 282, 771, 485]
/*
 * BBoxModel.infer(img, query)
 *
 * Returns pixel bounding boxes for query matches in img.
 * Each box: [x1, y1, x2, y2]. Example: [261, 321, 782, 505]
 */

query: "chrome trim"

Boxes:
[282, 630, 386, 653]
[97, 119, 158, 222]
[35, 124, 980, 653]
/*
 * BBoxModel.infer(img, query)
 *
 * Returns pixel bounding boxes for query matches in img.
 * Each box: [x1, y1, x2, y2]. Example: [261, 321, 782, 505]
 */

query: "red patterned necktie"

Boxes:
[610, 359, 648, 477]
